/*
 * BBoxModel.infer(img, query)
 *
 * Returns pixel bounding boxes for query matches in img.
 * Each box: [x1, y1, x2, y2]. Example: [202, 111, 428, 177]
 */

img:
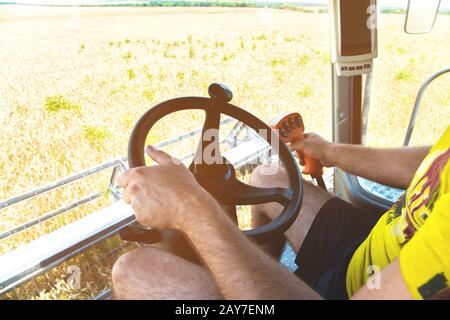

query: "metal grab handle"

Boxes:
[109, 160, 127, 200]
[403, 66, 450, 146]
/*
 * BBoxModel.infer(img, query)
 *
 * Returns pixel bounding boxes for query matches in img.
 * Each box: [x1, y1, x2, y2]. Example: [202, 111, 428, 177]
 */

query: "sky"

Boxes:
[267, 0, 449, 9]
[10, 0, 450, 9]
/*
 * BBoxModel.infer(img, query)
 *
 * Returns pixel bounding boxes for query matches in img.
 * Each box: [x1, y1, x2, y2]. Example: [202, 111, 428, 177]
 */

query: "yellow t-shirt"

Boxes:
[346, 125, 450, 299]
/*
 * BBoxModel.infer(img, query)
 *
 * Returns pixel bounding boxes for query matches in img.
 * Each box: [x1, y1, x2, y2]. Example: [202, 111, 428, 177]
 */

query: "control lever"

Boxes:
[269, 112, 326, 190]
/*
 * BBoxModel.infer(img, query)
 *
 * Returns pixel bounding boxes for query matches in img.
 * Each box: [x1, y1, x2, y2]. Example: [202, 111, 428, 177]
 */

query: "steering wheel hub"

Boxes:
[192, 161, 235, 183]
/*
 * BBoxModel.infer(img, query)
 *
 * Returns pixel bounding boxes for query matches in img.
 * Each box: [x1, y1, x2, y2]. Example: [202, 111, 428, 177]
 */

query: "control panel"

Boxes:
[357, 176, 404, 203]
[335, 61, 372, 76]
[329, 0, 378, 77]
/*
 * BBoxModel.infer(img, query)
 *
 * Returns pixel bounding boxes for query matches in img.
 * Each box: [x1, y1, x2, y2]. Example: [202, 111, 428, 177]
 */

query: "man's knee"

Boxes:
[112, 247, 161, 299]
[112, 248, 138, 284]
[112, 246, 222, 300]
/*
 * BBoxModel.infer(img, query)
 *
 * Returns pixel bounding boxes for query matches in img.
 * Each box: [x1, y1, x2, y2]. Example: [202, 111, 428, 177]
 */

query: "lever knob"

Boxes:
[208, 83, 233, 102]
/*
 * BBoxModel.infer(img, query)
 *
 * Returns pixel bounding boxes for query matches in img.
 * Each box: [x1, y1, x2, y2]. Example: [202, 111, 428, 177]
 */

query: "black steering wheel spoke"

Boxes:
[192, 83, 233, 167]
[220, 179, 293, 207]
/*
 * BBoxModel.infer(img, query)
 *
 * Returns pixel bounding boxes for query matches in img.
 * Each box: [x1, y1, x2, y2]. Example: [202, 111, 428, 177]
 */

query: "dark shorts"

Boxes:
[294, 197, 379, 300]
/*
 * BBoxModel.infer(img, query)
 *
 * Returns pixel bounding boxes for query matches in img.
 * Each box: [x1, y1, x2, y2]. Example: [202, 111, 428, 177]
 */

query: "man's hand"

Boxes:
[289, 132, 334, 167]
[118, 146, 217, 231]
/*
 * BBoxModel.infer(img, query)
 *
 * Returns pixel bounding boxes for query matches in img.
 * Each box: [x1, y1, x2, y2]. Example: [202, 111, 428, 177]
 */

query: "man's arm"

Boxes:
[330, 144, 430, 189]
[119, 146, 322, 300]
[291, 133, 431, 189]
[184, 196, 322, 300]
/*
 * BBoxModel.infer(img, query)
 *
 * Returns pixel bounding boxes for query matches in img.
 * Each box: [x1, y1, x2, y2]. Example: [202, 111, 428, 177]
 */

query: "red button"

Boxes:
[356, 66, 363, 70]
[364, 64, 371, 68]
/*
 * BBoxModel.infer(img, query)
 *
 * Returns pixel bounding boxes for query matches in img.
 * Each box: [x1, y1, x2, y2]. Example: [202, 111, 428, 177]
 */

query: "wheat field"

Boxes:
[0, 6, 449, 299]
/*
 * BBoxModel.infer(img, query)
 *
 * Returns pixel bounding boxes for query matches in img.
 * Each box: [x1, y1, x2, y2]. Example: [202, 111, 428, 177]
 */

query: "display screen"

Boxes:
[340, 0, 372, 56]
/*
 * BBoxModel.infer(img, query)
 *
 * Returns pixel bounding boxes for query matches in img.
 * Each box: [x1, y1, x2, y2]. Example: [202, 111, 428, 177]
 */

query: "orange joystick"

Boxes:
[268, 112, 326, 189]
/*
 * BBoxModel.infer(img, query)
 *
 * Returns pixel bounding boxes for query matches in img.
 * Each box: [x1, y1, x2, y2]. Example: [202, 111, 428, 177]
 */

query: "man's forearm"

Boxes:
[329, 144, 430, 189]
[184, 199, 321, 300]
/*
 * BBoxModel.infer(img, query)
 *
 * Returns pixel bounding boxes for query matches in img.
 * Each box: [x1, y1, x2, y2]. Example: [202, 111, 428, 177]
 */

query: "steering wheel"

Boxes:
[121, 83, 303, 244]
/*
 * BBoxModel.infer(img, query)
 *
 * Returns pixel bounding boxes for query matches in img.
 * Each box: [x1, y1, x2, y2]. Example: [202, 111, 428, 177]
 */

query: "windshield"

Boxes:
[0, 1, 333, 191]
[0, 0, 449, 299]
